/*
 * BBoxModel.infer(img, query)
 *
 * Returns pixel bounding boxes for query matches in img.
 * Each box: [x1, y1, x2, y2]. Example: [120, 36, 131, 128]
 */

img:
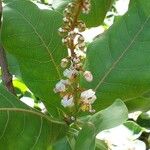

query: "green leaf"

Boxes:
[137, 112, 150, 129]
[89, 99, 128, 134]
[75, 123, 95, 150]
[95, 139, 108, 150]
[53, 0, 114, 27]
[0, 84, 68, 149]
[124, 121, 147, 136]
[83, 0, 150, 112]
[74, 100, 127, 150]
[1, 0, 66, 116]
[52, 137, 71, 150]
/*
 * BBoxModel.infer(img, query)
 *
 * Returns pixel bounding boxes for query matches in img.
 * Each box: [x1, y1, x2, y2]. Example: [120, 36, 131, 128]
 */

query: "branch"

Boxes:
[0, 1, 16, 95]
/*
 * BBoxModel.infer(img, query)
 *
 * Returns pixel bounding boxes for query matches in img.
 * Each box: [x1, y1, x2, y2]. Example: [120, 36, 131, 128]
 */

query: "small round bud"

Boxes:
[58, 27, 66, 35]
[69, 31, 76, 38]
[77, 22, 86, 32]
[63, 8, 70, 16]
[58, 27, 64, 32]
[78, 42, 85, 48]
[61, 58, 69, 68]
[63, 17, 69, 23]
[83, 71, 93, 82]
[71, 116, 75, 121]
[78, 35, 85, 43]
[67, 2, 76, 11]
[62, 38, 68, 44]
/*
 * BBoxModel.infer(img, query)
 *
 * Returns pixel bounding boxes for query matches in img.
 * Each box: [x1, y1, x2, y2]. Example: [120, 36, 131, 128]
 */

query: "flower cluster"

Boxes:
[54, 0, 96, 113]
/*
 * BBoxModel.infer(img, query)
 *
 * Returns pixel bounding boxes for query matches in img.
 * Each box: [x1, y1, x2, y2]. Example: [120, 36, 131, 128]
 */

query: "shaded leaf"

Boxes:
[95, 139, 108, 150]
[124, 121, 147, 136]
[89, 99, 128, 134]
[0, 84, 68, 149]
[137, 112, 150, 129]
[75, 123, 95, 150]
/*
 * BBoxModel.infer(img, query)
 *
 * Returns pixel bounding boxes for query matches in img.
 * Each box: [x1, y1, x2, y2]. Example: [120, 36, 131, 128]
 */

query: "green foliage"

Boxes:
[75, 123, 95, 150]
[124, 121, 148, 136]
[74, 99, 128, 150]
[2, 0, 66, 116]
[89, 99, 128, 134]
[0, 84, 68, 149]
[137, 112, 150, 129]
[1, 0, 150, 149]
[83, 0, 150, 112]
[95, 139, 108, 150]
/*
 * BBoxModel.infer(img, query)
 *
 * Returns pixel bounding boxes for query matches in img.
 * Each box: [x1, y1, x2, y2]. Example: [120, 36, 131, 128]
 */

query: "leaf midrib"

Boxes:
[95, 15, 150, 91]
[0, 108, 66, 125]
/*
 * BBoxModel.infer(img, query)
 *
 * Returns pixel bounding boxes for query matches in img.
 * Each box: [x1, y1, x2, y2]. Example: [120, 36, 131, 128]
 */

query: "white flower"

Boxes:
[83, 71, 93, 82]
[63, 68, 78, 79]
[54, 79, 69, 93]
[81, 89, 96, 104]
[61, 95, 74, 107]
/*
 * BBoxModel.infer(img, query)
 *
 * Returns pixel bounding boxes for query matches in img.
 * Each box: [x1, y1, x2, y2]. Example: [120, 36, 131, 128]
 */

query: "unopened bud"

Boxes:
[78, 35, 85, 43]
[61, 58, 69, 68]
[77, 22, 86, 32]
[63, 17, 69, 23]
[62, 38, 68, 44]
[83, 71, 93, 82]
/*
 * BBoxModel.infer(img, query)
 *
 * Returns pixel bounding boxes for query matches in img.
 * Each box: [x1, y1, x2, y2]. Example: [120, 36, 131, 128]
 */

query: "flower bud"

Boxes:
[58, 27, 66, 36]
[61, 58, 69, 68]
[67, 2, 76, 11]
[63, 8, 71, 16]
[62, 38, 68, 44]
[83, 71, 93, 82]
[78, 42, 86, 49]
[77, 22, 86, 32]
[78, 35, 85, 43]
[63, 17, 69, 23]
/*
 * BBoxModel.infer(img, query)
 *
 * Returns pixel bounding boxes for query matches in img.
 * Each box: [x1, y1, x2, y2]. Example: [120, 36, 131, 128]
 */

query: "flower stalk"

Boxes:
[54, 0, 96, 119]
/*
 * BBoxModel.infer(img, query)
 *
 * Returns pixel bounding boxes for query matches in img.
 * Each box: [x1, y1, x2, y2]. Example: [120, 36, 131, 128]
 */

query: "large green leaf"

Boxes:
[89, 99, 128, 134]
[75, 123, 95, 150]
[95, 139, 108, 150]
[0, 84, 68, 149]
[83, 0, 150, 112]
[1, 0, 66, 116]
[74, 99, 127, 150]
[53, 0, 114, 27]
